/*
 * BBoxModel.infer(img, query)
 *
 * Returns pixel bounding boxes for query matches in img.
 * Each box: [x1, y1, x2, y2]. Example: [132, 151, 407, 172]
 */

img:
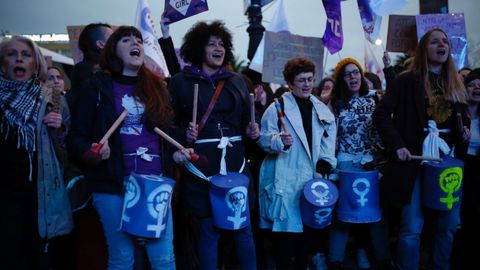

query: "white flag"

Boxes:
[135, 0, 170, 77]
[249, 0, 290, 73]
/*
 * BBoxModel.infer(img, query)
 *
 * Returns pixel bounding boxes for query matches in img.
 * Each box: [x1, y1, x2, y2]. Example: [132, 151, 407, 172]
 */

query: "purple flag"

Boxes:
[357, 0, 382, 43]
[164, 0, 208, 24]
[322, 0, 343, 54]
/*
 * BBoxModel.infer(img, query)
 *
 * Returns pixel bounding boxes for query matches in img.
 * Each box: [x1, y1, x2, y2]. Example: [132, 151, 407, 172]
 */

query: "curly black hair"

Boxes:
[180, 20, 234, 67]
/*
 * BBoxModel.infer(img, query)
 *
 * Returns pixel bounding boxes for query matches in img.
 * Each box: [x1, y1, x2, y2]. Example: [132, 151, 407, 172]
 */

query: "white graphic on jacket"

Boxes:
[120, 95, 144, 135]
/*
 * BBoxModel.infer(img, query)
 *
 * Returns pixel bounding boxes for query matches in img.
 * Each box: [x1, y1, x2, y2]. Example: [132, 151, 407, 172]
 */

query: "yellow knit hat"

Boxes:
[334, 57, 364, 79]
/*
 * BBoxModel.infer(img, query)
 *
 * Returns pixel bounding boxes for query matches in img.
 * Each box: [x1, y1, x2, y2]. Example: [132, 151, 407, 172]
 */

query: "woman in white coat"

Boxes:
[257, 57, 337, 270]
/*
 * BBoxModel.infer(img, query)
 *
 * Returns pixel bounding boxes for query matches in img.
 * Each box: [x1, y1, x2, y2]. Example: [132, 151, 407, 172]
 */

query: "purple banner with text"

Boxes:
[164, 0, 208, 24]
[416, 13, 468, 69]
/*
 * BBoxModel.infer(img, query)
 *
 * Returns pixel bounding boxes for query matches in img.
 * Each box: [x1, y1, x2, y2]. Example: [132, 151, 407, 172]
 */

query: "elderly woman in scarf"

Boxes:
[0, 36, 73, 269]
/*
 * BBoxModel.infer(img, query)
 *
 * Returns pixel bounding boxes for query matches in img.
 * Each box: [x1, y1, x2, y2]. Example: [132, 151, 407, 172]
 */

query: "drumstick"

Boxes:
[274, 98, 288, 133]
[456, 112, 464, 133]
[153, 127, 199, 161]
[410, 155, 442, 162]
[90, 109, 129, 155]
[192, 84, 199, 124]
[250, 93, 255, 124]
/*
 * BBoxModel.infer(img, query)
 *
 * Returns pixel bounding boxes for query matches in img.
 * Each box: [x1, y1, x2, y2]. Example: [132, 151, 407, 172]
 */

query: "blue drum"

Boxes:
[120, 173, 175, 238]
[301, 178, 338, 229]
[210, 173, 250, 230]
[423, 156, 463, 210]
[336, 169, 381, 223]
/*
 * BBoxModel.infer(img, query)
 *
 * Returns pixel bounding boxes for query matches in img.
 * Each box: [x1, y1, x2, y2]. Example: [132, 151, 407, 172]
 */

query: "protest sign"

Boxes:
[416, 13, 468, 69]
[262, 31, 324, 85]
[164, 0, 208, 24]
[386, 15, 417, 53]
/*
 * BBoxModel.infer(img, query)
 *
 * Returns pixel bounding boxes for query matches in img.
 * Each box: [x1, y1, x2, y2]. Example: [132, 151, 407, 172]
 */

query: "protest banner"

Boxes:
[416, 13, 468, 69]
[164, 0, 208, 24]
[322, 0, 343, 54]
[136, 0, 170, 77]
[262, 31, 324, 85]
[386, 15, 417, 53]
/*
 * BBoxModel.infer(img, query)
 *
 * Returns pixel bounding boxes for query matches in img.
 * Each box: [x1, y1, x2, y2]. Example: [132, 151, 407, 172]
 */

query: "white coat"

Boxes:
[257, 92, 336, 232]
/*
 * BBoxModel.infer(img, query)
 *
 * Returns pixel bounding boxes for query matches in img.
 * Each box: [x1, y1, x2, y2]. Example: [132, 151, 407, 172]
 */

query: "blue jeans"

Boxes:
[92, 193, 175, 270]
[329, 160, 390, 263]
[394, 177, 459, 270]
[196, 217, 257, 270]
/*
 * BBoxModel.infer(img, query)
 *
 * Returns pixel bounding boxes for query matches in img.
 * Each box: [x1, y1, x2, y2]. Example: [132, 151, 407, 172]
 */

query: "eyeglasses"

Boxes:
[343, 70, 361, 78]
[294, 77, 315, 84]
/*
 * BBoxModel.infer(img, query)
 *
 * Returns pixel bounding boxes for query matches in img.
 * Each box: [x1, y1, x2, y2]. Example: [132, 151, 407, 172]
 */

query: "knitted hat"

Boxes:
[334, 57, 364, 79]
[465, 68, 480, 86]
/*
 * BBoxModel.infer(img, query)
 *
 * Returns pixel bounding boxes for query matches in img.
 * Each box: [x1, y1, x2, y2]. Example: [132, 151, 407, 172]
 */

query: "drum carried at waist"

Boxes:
[120, 173, 175, 238]
[301, 178, 338, 229]
[209, 172, 250, 230]
[336, 169, 381, 223]
[423, 156, 463, 210]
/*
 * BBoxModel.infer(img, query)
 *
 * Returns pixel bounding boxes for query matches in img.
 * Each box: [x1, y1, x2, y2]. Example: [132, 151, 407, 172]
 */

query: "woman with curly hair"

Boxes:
[169, 21, 259, 270]
[257, 57, 337, 269]
[68, 26, 188, 269]
[373, 28, 470, 270]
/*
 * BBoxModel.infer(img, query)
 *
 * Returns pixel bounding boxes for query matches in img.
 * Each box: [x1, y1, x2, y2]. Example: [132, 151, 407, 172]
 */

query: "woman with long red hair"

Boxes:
[68, 26, 188, 269]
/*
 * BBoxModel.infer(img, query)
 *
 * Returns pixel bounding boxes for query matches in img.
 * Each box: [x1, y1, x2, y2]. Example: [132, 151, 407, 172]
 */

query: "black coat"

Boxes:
[68, 72, 174, 194]
[373, 71, 468, 207]
[169, 70, 256, 217]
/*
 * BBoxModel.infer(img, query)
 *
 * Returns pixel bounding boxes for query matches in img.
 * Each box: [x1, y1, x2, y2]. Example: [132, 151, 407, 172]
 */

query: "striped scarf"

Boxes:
[0, 76, 43, 178]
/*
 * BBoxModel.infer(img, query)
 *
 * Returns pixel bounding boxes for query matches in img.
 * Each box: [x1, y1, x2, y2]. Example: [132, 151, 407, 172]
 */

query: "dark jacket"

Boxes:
[158, 37, 181, 76]
[68, 71, 174, 194]
[373, 71, 468, 207]
[67, 59, 99, 115]
[169, 69, 255, 217]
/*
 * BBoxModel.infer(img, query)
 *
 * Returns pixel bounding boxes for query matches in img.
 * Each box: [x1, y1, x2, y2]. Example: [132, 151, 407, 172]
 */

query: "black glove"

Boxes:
[82, 149, 103, 166]
[316, 159, 333, 176]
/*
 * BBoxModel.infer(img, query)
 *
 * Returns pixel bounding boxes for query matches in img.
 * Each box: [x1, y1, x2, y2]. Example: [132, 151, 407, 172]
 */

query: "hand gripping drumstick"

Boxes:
[250, 93, 255, 125]
[153, 127, 199, 161]
[192, 84, 199, 124]
[274, 98, 288, 133]
[90, 109, 129, 155]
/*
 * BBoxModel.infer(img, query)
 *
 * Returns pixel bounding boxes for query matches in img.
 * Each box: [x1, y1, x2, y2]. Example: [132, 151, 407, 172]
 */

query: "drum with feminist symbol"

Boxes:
[301, 178, 338, 228]
[336, 169, 382, 223]
[209, 173, 250, 230]
[120, 173, 175, 238]
[423, 156, 463, 210]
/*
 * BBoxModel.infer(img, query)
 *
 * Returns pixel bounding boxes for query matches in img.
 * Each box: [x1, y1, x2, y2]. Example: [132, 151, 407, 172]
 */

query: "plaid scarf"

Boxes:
[0, 76, 43, 178]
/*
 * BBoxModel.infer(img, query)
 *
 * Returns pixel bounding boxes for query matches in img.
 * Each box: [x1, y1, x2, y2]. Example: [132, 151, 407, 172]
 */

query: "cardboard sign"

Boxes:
[386, 15, 417, 53]
[262, 31, 324, 85]
[416, 13, 468, 69]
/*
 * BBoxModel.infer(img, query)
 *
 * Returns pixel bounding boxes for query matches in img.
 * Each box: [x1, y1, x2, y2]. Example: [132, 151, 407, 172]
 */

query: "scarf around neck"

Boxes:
[0, 76, 43, 168]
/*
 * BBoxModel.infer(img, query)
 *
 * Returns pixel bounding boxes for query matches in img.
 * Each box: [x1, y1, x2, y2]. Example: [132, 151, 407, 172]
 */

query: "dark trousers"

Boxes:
[272, 231, 312, 270]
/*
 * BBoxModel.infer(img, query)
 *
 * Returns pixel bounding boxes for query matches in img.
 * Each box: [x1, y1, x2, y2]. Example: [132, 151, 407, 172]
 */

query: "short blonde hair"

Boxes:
[0, 35, 47, 80]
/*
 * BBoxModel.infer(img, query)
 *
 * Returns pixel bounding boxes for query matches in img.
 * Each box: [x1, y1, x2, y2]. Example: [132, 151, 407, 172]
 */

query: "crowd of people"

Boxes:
[1, 18, 479, 270]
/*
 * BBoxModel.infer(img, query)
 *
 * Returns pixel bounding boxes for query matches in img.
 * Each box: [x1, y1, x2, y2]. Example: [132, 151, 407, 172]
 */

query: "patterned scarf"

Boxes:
[0, 76, 43, 177]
